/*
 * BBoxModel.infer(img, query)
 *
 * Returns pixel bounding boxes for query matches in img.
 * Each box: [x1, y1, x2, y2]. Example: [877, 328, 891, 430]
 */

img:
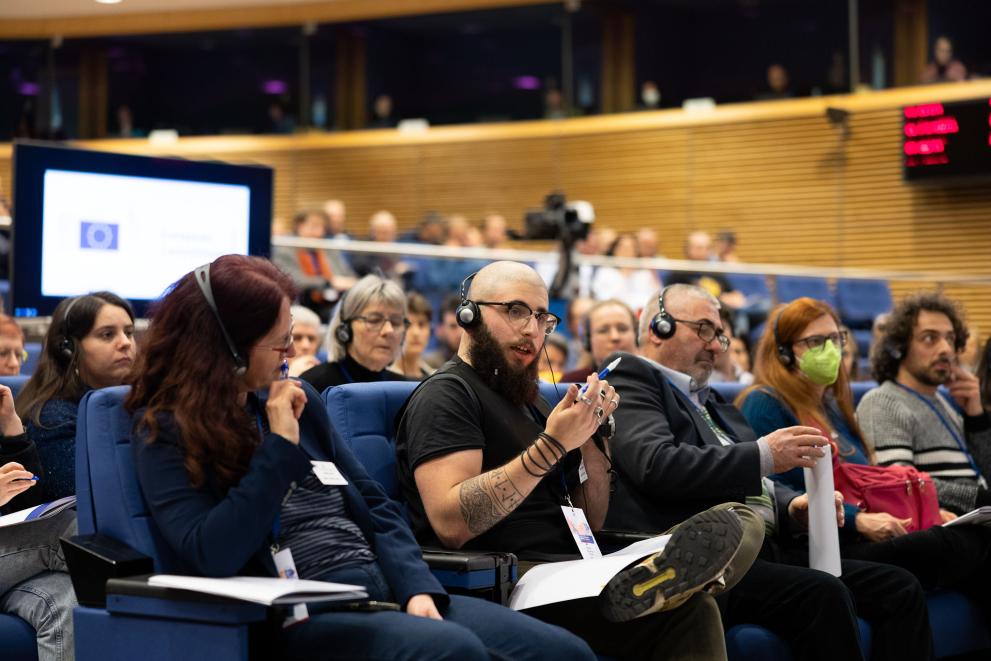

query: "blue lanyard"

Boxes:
[894, 381, 985, 484]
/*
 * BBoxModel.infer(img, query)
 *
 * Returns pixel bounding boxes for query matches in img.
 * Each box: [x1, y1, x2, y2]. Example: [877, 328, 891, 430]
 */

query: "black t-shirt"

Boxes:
[395, 358, 582, 560]
[300, 354, 408, 393]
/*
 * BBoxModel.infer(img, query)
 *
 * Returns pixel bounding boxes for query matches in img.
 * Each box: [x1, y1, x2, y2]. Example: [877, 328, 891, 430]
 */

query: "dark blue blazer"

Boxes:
[133, 380, 446, 608]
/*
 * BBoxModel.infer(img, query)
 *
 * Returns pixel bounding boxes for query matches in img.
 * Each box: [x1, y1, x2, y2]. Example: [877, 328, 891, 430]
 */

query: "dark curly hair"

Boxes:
[870, 292, 968, 384]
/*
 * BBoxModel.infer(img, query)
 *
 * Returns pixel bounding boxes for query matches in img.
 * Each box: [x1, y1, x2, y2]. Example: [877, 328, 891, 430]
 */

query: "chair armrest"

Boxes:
[105, 576, 271, 625]
[60, 534, 154, 608]
[422, 548, 518, 605]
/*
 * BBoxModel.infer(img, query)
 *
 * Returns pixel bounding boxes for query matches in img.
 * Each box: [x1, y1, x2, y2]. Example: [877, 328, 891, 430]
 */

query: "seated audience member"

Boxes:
[350, 210, 408, 280]
[606, 285, 933, 661]
[841, 324, 859, 381]
[755, 63, 793, 100]
[921, 36, 967, 83]
[287, 306, 323, 378]
[562, 297, 595, 371]
[422, 295, 463, 369]
[395, 262, 755, 660]
[713, 231, 740, 263]
[537, 332, 568, 383]
[322, 198, 350, 239]
[391, 292, 434, 380]
[562, 299, 637, 383]
[739, 298, 991, 625]
[0, 437, 77, 661]
[300, 274, 409, 391]
[480, 213, 508, 250]
[730, 334, 753, 378]
[636, 228, 660, 259]
[858, 293, 991, 513]
[710, 309, 753, 385]
[980, 335, 991, 412]
[271, 209, 357, 321]
[127, 255, 592, 661]
[666, 231, 746, 310]
[0, 314, 26, 376]
[16, 292, 135, 505]
[590, 234, 661, 313]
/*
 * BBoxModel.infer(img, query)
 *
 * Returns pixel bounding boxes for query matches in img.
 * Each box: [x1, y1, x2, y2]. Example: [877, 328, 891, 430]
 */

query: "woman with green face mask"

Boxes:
[736, 298, 991, 615]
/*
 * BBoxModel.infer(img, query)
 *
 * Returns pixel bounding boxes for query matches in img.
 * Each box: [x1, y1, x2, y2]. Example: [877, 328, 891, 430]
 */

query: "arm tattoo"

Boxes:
[458, 467, 525, 534]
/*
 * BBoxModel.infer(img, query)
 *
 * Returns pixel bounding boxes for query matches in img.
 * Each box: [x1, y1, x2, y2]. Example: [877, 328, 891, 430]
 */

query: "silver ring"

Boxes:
[594, 406, 605, 420]
[609, 397, 619, 407]
[598, 389, 607, 400]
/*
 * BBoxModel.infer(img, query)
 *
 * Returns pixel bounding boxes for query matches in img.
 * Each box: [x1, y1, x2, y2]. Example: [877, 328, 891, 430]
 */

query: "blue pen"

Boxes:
[280, 359, 289, 380]
[577, 357, 622, 397]
[13, 476, 39, 482]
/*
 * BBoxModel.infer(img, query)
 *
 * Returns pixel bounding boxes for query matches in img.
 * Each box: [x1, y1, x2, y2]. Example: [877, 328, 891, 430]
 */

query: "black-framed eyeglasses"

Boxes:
[476, 300, 561, 335]
[672, 318, 730, 352]
[794, 331, 848, 350]
[354, 314, 411, 333]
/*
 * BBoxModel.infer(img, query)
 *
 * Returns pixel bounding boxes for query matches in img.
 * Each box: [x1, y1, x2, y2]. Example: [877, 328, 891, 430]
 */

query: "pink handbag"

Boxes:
[833, 461, 942, 533]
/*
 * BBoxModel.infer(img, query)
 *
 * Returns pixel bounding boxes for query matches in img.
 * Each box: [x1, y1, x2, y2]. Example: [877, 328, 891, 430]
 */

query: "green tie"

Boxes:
[696, 404, 777, 536]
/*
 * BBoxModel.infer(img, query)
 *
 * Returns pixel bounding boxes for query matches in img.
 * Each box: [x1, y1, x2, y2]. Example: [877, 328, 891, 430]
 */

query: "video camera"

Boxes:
[522, 193, 594, 242]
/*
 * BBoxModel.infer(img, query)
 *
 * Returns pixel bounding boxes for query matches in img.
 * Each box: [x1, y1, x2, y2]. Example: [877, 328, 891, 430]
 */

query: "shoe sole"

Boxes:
[600, 508, 743, 623]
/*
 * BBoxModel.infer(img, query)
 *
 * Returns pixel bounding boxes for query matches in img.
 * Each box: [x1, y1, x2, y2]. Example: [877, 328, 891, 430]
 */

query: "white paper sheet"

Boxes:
[0, 496, 76, 529]
[508, 534, 671, 611]
[147, 575, 367, 605]
[943, 506, 991, 527]
[803, 444, 842, 577]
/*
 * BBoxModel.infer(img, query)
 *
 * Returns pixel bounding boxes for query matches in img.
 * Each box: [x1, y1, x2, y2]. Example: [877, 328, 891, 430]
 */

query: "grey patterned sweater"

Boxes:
[856, 380, 991, 513]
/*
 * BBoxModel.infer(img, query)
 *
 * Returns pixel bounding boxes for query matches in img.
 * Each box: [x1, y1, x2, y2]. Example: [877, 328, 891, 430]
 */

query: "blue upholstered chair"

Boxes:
[72, 386, 268, 661]
[835, 279, 892, 329]
[774, 275, 834, 307]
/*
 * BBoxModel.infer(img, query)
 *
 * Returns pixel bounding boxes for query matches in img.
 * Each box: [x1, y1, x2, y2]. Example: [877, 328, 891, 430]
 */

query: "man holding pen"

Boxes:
[395, 262, 759, 660]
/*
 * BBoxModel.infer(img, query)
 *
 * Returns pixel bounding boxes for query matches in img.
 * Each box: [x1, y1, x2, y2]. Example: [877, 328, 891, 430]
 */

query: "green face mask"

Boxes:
[797, 339, 842, 385]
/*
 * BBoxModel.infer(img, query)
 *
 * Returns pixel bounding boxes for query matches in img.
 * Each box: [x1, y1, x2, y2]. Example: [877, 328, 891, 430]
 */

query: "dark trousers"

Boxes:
[723, 547, 934, 661]
[529, 592, 727, 661]
[281, 561, 596, 661]
[843, 524, 991, 620]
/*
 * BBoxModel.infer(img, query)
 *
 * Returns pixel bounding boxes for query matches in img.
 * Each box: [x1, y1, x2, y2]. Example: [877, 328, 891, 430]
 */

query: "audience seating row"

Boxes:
[3, 374, 987, 660]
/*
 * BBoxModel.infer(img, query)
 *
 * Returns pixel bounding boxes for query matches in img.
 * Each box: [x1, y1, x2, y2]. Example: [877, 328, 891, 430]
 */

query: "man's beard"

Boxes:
[468, 323, 539, 407]
[911, 357, 953, 387]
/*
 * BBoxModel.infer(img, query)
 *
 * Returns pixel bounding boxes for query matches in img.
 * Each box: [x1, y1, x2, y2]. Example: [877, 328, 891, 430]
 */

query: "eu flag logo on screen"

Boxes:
[80, 222, 119, 250]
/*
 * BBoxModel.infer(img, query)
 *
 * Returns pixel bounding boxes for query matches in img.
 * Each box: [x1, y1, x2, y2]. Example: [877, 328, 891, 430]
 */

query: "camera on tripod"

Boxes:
[522, 192, 594, 242]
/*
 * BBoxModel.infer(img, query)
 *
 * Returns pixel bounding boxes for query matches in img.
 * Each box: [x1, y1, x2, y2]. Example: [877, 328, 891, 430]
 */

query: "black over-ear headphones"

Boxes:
[773, 310, 795, 367]
[58, 296, 82, 361]
[455, 272, 481, 329]
[334, 290, 353, 345]
[584, 303, 640, 352]
[649, 286, 676, 339]
[194, 263, 248, 376]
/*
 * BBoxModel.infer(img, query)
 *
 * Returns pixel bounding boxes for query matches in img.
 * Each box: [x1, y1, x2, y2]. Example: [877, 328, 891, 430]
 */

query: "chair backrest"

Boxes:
[775, 275, 834, 307]
[0, 375, 30, 397]
[835, 279, 892, 328]
[726, 273, 771, 300]
[75, 386, 181, 573]
[22, 343, 41, 377]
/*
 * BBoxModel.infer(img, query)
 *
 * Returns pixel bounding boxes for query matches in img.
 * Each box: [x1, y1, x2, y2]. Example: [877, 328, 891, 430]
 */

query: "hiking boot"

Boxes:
[600, 507, 743, 622]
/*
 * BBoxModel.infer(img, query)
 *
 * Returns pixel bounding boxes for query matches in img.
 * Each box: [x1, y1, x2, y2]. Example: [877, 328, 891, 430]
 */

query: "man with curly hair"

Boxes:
[858, 292, 991, 514]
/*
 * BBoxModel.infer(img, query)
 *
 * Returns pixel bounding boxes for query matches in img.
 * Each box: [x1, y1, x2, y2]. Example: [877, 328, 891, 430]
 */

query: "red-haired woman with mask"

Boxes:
[738, 298, 991, 621]
[127, 255, 593, 661]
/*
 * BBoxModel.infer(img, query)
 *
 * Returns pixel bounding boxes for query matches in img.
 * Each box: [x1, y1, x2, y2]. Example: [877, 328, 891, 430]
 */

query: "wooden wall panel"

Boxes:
[2, 81, 990, 331]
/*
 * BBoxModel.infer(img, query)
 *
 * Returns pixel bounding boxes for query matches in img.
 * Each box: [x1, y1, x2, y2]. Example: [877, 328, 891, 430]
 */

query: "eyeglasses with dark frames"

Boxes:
[671, 318, 731, 352]
[353, 314, 411, 333]
[475, 300, 561, 335]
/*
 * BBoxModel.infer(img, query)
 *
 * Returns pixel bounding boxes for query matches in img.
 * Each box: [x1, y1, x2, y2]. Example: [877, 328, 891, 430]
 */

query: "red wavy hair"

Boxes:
[737, 297, 872, 461]
[126, 255, 296, 491]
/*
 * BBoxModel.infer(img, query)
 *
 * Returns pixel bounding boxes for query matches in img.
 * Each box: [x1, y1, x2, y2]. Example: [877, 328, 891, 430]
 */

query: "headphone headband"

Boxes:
[194, 263, 247, 376]
[648, 286, 676, 339]
[58, 296, 83, 361]
[773, 308, 795, 367]
[456, 271, 481, 329]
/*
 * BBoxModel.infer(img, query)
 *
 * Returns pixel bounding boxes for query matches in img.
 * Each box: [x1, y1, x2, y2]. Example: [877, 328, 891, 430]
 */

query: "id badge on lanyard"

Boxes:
[557, 467, 602, 559]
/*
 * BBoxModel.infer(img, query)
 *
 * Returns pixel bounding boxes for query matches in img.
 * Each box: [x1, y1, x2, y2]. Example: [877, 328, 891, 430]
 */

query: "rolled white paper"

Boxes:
[804, 444, 842, 577]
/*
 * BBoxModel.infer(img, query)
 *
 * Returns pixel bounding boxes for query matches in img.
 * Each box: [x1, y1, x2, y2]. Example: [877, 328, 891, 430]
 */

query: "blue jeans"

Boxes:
[0, 510, 77, 661]
[281, 561, 595, 661]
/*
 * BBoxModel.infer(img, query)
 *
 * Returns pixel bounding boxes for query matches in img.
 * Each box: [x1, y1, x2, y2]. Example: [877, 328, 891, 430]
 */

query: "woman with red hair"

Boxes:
[126, 255, 594, 661]
[738, 297, 991, 614]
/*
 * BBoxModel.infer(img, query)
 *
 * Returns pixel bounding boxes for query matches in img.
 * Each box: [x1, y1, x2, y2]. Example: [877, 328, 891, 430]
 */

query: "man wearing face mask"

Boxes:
[604, 285, 935, 661]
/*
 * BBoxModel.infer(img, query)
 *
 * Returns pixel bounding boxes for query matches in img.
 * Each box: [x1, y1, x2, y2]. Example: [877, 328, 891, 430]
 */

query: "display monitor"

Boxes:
[903, 98, 991, 181]
[11, 142, 273, 317]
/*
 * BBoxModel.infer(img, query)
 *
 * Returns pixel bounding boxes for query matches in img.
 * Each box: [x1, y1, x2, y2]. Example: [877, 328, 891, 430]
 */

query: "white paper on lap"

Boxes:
[507, 534, 670, 611]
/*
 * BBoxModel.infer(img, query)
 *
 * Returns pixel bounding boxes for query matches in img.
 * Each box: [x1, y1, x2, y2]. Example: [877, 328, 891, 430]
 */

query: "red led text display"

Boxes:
[903, 98, 991, 181]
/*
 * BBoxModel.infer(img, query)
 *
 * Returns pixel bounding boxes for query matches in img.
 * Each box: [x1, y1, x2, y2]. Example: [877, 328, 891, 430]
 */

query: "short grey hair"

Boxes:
[325, 274, 406, 361]
[638, 284, 720, 344]
[290, 305, 322, 330]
